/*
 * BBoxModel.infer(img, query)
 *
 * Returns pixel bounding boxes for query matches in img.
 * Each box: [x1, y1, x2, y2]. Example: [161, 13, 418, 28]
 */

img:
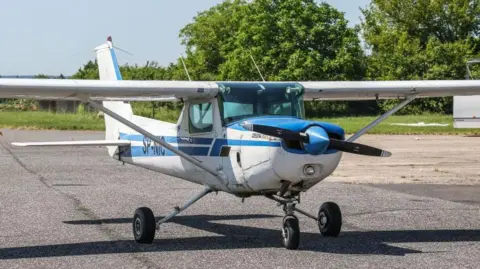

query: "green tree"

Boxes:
[71, 60, 99, 79]
[71, 59, 185, 114]
[181, 0, 365, 81]
[362, 0, 480, 114]
[180, 0, 367, 116]
[179, 0, 248, 80]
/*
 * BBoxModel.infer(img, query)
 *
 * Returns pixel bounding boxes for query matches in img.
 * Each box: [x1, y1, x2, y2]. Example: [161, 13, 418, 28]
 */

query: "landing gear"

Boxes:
[282, 216, 300, 249]
[132, 186, 213, 244]
[266, 195, 343, 250]
[133, 207, 156, 244]
[318, 202, 342, 237]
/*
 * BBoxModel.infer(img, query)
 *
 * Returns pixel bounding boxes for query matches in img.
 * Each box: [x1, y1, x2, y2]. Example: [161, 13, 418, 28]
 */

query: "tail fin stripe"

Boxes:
[109, 48, 123, 80]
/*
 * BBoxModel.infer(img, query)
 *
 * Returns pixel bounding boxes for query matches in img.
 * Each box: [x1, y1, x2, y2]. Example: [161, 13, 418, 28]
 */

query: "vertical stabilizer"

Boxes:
[94, 36, 133, 157]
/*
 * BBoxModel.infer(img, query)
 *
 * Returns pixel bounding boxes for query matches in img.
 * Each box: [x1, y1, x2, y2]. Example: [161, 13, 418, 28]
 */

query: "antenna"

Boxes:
[250, 54, 265, 82]
[114, 46, 134, 56]
[180, 54, 192, 81]
[106, 36, 134, 56]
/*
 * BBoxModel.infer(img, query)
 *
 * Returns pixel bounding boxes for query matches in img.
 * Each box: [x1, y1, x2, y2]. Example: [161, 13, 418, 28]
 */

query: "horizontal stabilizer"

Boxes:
[12, 140, 131, 147]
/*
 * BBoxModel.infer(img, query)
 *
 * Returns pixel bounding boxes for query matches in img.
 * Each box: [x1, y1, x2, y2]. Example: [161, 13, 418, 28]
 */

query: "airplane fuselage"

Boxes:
[104, 82, 346, 195]
[114, 113, 344, 195]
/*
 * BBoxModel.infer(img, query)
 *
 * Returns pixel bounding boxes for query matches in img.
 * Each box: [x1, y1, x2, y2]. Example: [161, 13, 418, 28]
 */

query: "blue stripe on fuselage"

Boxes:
[119, 133, 214, 145]
[118, 133, 280, 157]
[121, 146, 210, 158]
[118, 132, 336, 157]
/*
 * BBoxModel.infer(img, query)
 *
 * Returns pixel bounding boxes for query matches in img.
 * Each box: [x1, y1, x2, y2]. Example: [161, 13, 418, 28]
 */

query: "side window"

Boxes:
[189, 102, 213, 133]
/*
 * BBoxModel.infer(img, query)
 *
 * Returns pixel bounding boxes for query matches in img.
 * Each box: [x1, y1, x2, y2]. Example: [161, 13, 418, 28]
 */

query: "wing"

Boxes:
[2, 79, 480, 101]
[300, 80, 480, 100]
[0, 79, 218, 101]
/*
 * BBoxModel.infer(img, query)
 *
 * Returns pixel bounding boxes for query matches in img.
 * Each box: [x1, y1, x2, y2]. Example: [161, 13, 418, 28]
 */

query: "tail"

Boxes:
[94, 36, 134, 157]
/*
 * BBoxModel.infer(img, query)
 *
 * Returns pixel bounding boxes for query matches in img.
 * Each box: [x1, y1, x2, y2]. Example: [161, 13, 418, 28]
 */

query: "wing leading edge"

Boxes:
[2, 79, 480, 101]
[301, 80, 480, 100]
[0, 79, 219, 101]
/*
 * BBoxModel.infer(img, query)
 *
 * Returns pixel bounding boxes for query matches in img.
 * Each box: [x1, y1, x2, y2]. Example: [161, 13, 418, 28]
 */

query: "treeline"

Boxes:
[27, 1, 480, 116]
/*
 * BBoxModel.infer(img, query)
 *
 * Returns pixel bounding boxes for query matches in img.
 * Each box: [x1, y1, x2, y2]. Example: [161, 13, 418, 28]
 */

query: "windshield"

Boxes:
[217, 82, 305, 126]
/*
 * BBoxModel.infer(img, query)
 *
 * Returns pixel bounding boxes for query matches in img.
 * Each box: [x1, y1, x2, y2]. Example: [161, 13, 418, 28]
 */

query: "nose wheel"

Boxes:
[267, 195, 342, 250]
[282, 216, 300, 249]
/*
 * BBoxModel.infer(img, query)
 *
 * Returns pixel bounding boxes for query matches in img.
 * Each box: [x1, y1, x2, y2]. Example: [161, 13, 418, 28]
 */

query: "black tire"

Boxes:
[282, 216, 300, 250]
[318, 202, 342, 237]
[133, 207, 156, 244]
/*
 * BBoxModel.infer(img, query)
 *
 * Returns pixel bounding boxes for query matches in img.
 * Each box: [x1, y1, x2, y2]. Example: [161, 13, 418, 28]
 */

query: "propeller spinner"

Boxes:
[241, 123, 392, 157]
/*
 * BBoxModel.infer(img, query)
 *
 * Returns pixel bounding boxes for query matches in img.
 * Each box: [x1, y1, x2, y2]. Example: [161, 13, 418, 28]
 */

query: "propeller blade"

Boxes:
[328, 139, 392, 157]
[240, 123, 309, 142]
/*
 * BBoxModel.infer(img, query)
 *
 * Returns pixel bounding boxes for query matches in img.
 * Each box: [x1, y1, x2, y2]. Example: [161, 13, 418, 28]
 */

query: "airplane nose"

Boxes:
[303, 126, 329, 155]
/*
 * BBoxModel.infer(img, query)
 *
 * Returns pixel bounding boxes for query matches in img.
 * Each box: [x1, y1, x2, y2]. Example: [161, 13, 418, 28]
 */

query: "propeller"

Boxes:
[328, 138, 392, 157]
[241, 123, 309, 143]
[240, 123, 391, 157]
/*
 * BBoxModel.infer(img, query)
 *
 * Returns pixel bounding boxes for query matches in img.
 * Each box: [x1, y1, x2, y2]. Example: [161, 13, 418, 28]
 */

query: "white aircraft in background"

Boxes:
[1, 37, 480, 250]
[454, 58, 480, 128]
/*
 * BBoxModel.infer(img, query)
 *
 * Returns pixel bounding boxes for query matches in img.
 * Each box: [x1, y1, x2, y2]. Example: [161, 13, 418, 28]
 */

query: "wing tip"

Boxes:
[12, 142, 27, 147]
[381, 151, 392, 157]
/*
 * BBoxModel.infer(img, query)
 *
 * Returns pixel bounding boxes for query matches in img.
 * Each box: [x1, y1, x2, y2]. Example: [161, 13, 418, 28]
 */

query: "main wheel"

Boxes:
[318, 202, 342, 237]
[282, 216, 300, 250]
[133, 207, 156, 244]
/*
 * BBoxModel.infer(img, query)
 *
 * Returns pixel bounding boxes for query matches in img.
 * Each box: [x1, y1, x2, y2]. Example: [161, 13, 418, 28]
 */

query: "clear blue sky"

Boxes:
[0, 0, 369, 75]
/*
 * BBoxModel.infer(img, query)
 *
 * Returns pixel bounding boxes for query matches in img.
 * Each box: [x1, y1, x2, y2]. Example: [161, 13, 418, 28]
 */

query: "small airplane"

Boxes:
[1, 37, 480, 250]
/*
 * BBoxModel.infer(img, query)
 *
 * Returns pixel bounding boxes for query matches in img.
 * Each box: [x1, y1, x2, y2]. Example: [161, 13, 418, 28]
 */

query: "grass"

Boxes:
[0, 111, 105, 130]
[312, 115, 480, 135]
[1, 110, 479, 135]
[131, 103, 181, 123]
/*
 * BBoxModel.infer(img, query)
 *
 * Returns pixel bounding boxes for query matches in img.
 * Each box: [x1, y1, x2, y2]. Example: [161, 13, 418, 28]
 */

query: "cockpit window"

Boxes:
[218, 83, 305, 126]
[189, 102, 213, 133]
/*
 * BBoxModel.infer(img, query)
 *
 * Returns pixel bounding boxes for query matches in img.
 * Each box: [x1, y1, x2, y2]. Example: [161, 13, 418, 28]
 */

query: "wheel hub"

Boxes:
[134, 218, 142, 236]
[282, 227, 288, 240]
[319, 212, 328, 228]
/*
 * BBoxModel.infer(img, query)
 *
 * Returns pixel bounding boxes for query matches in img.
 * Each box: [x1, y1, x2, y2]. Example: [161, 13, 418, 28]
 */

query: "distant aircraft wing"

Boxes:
[12, 140, 130, 147]
[300, 81, 480, 100]
[0, 79, 218, 101]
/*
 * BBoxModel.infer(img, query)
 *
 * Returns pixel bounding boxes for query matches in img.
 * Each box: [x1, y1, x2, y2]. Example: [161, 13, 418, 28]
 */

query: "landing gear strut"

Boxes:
[267, 195, 342, 250]
[132, 186, 213, 244]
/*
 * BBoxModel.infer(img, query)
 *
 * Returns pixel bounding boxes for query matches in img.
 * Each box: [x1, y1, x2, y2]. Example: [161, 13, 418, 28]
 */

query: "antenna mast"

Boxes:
[180, 55, 192, 81]
[249, 54, 265, 82]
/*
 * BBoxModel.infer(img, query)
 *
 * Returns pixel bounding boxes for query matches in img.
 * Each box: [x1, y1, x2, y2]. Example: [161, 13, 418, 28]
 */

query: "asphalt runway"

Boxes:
[0, 130, 479, 269]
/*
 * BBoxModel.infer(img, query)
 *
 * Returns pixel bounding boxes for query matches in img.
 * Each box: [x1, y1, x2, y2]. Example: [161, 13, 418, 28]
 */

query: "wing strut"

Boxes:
[347, 94, 417, 142]
[86, 100, 228, 187]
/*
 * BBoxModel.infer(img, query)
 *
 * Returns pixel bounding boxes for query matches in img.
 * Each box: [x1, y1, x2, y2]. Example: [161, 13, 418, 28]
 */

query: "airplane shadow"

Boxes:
[1, 214, 480, 259]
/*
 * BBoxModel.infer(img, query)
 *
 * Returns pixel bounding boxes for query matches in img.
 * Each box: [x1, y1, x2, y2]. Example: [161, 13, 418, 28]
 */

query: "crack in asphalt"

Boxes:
[0, 141, 159, 269]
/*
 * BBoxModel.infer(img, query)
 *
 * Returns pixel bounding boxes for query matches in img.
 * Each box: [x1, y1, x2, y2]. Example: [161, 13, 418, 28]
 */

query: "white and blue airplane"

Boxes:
[1, 37, 480, 250]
